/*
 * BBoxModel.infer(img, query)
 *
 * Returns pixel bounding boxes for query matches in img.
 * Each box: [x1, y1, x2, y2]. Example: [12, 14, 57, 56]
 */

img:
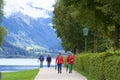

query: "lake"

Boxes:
[0, 58, 55, 72]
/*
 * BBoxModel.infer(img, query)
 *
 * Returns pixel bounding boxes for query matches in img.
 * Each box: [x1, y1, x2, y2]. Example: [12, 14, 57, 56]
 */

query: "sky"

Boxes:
[3, 0, 55, 19]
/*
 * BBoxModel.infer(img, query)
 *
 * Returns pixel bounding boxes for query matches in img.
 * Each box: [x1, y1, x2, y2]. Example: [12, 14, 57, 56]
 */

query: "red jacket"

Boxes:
[56, 55, 64, 64]
[67, 54, 74, 64]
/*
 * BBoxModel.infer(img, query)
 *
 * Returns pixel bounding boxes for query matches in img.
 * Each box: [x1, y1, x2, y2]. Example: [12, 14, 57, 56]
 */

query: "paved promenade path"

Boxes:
[34, 67, 87, 80]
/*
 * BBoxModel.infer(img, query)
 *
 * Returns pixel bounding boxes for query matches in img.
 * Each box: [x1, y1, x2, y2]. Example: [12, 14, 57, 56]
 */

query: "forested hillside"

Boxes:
[0, 40, 33, 58]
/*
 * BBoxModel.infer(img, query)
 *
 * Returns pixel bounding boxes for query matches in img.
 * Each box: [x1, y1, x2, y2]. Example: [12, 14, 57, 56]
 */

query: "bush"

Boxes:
[104, 56, 120, 80]
[71, 52, 120, 80]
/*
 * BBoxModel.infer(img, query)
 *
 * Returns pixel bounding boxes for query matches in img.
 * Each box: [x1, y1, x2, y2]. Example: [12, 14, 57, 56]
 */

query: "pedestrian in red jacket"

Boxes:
[67, 52, 74, 73]
[56, 52, 64, 74]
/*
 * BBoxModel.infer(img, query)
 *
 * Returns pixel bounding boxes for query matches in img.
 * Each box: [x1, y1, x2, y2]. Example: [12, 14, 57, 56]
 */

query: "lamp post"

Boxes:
[83, 27, 88, 52]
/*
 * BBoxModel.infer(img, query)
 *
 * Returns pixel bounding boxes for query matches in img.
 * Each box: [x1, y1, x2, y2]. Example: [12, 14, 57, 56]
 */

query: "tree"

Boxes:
[53, 0, 85, 53]
[54, 0, 120, 52]
[0, 0, 6, 79]
[98, 0, 120, 51]
[53, 0, 120, 53]
[66, 0, 114, 52]
[0, 0, 3, 23]
[0, 0, 6, 46]
[0, 26, 7, 46]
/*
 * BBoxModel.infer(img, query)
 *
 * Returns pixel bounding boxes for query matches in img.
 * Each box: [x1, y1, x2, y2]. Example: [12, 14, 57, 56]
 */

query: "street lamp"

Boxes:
[83, 27, 88, 52]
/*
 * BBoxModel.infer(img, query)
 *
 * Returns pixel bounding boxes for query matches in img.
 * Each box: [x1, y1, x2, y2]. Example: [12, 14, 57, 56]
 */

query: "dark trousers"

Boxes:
[40, 61, 43, 68]
[47, 62, 51, 67]
[57, 64, 62, 73]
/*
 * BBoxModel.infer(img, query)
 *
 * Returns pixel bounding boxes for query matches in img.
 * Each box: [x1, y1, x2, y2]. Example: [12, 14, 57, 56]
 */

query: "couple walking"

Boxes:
[38, 53, 52, 68]
[55, 52, 74, 74]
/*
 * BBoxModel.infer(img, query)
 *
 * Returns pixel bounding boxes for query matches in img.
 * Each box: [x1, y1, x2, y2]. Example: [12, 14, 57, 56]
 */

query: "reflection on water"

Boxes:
[0, 58, 55, 72]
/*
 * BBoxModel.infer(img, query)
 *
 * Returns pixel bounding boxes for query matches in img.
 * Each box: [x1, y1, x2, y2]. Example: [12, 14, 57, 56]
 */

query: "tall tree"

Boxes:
[0, 0, 6, 79]
[0, 0, 3, 23]
[53, 0, 85, 53]
[99, 0, 120, 51]
[56, 0, 111, 52]
[0, 26, 6, 46]
[0, 0, 6, 46]
[53, 0, 120, 53]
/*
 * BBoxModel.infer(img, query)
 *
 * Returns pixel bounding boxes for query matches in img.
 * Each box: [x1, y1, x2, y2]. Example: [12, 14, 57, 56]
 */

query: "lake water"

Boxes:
[0, 58, 55, 72]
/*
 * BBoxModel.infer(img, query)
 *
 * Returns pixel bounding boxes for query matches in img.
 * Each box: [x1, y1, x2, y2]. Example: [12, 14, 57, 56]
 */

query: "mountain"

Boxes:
[0, 40, 33, 58]
[2, 12, 63, 52]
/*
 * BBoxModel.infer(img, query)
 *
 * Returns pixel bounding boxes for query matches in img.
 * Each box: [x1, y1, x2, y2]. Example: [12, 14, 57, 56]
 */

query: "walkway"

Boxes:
[34, 67, 87, 80]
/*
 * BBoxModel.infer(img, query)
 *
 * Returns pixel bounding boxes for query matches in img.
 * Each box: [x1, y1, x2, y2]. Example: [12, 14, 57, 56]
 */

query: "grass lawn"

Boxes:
[2, 69, 39, 80]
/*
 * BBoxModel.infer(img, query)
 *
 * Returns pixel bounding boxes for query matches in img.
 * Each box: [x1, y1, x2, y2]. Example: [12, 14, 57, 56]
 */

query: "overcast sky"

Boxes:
[3, 0, 55, 19]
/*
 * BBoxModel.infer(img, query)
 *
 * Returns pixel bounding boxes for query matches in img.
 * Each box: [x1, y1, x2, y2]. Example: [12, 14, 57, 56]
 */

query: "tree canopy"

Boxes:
[53, 0, 120, 53]
[0, 26, 6, 46]
[0, 0, 6, 46]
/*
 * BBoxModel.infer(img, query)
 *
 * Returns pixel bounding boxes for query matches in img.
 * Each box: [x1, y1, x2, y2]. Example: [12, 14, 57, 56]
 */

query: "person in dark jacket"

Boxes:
[38, 53, 44, 68]
[46, 54, 52, 67]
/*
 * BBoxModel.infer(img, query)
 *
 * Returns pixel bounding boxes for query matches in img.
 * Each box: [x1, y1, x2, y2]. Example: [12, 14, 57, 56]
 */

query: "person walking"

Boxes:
[67, 52, 74, 73]
[46, 54, 52, 67]
[38, 53, 44, 68]
[56, 52, 64, 74]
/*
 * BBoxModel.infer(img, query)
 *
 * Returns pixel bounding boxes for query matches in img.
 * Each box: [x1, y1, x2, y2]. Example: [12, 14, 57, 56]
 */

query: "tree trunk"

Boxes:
[114, 22, 120, 51]
[73, 47, 77, 54]
[94, 23, 98, 52]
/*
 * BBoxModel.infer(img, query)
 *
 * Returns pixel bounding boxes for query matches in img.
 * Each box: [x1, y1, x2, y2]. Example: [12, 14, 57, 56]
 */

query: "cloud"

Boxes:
[3, 0, 55, 19]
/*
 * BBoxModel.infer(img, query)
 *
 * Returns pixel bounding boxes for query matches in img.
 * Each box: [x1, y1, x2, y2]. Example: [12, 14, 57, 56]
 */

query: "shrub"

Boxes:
[71, 52, 120, 80]
[104, 56, 120, 80]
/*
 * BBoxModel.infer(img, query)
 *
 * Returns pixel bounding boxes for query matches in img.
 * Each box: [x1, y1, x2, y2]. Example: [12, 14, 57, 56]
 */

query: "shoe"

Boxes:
[69, 72, 72, 73]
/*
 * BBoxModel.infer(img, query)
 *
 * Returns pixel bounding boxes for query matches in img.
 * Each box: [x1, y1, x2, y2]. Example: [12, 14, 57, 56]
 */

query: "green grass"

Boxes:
[2, 69, 39, 80]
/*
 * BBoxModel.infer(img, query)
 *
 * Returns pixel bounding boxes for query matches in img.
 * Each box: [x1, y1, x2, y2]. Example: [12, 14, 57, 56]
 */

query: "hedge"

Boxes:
[64, 51, 120, 80]
[104, 56, 120, 80]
